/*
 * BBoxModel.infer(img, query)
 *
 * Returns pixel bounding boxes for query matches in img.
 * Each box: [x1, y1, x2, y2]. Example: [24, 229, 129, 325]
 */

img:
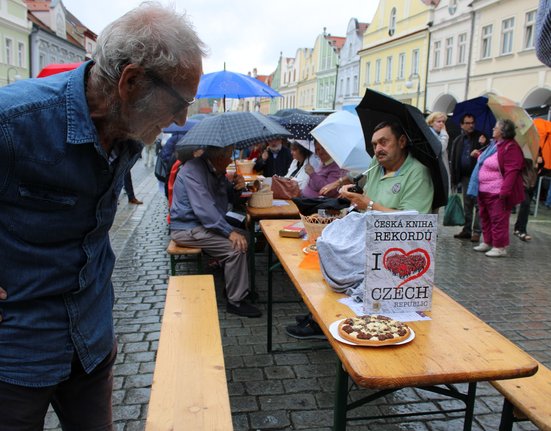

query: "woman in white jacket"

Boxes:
[284, 140, 317, 191]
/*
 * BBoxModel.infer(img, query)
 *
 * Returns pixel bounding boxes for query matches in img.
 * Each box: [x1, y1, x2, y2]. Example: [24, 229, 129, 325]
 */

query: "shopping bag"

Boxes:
[443, 194, 465, 226]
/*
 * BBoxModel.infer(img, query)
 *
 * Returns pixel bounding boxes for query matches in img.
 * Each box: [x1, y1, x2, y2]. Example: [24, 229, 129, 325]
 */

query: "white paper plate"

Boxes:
[329, 319, 415, 347]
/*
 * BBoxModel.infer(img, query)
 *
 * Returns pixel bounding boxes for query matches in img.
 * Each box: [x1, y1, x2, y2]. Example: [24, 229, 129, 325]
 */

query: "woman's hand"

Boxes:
[232, 174, 246, 190]
[304, 164, 314, 175]
[470, 149, 481, 158]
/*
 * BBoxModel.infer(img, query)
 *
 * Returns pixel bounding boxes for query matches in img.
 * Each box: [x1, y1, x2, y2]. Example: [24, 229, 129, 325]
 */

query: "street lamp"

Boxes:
[7, 66, 21, 85]
[405, 73, 421, 109]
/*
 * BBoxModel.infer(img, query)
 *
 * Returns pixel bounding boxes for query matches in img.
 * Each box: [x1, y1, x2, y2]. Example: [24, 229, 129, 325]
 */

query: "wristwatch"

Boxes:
[367, 200, 375, 211]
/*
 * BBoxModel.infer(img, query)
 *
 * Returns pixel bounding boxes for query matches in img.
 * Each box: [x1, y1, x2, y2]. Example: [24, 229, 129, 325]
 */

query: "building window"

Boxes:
[17, 42, 24, 67]
[449, 0, 458, 15]
[411, 49, 419, 75]
[501, 17, 515, 55]
[457, 33, 467, 63]
[5, 38, 13, 65]
[39, 53, 46, 70]
[385, 56, 393, 82]
[433, 41, 441, 68]
[375, 59, 381, 83]
[365, 61, 371, 85]
[346, 77, 350, 96]
[353, 75, 358, 95]
[445, 37, 454, 66]
[389, 7, 397, 36]
[481, 24, 493, 59]
[524, 10, 536, 49]
[398, 52, 406, 79]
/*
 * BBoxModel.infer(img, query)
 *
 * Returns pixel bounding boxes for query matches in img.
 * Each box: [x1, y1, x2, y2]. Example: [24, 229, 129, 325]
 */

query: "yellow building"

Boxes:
[358, 0, 433, 111]
[296, 44, 318, 111]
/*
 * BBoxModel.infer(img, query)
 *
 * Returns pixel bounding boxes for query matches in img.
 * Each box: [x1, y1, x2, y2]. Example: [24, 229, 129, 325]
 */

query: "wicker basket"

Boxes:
[236, 159, 255, 174]
[300, 213, 344, 242]
[249, 190, 273, 208]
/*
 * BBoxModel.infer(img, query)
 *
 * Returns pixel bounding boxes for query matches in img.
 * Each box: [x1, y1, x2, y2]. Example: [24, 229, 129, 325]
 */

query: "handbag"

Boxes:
[443, 193, 465, 226]
[270, 176, 301, 199]
[521, 158, 537, 189]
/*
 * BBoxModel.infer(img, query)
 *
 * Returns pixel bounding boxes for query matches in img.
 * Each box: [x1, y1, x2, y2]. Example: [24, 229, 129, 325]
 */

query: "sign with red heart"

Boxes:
[364, 213, 438, 314]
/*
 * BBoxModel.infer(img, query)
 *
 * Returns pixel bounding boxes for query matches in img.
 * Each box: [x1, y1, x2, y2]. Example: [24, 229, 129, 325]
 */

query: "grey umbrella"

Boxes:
[178, 111, 292, 149]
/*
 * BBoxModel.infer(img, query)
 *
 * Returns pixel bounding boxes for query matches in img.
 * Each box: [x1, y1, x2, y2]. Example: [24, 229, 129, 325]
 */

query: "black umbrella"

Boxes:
[273, 108, 310, 117]
[272, 112, 325, 140]
[355, 89, 449, 209]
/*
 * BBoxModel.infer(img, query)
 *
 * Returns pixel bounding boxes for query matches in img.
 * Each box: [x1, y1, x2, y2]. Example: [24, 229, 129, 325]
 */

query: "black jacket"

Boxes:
[253, 145, 292, 177]
[448, 130, 486, 186]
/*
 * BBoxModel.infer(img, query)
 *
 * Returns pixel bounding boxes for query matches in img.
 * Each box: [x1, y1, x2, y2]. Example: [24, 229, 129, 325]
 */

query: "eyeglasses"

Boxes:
[146, 70, 196, 114]
[462, 121, 475, 125]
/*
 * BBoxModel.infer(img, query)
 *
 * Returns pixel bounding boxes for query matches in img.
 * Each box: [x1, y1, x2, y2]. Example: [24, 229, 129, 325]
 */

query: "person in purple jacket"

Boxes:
[302, 141, 348, 198]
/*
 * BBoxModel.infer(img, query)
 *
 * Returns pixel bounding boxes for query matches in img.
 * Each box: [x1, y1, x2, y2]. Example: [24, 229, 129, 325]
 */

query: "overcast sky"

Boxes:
[61, 0, 379, 75]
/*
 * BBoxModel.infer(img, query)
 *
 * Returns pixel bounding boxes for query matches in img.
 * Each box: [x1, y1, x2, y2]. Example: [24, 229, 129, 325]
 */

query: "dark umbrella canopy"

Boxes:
[178, 111, 291, 150]
[273, 108, 310, 117]
[451, 96, 496, 138]
[162, 119, 200, 134]
[356, 89, 449, 209]
[272, 112, 324, 140]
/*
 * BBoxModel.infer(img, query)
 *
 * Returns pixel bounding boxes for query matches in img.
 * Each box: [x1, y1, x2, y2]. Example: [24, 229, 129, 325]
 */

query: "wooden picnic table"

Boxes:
[260, 219, 538, 431]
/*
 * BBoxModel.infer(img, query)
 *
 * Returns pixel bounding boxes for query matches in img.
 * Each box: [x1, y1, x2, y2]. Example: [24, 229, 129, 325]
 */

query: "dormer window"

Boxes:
[389, 8, 397, 36]
[449, 0, 457, 15]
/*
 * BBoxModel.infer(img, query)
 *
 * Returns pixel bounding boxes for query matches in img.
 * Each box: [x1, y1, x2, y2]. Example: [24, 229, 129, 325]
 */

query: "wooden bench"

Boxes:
[491, 361, 551, 431]
[145, 275, 232, 431]
[166, 240, 203, 275]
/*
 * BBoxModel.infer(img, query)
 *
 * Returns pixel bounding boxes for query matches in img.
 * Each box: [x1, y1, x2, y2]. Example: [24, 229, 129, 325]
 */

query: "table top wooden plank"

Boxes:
[247, 200, 300, 220]
[260, 219, 538, 390]
[145, 275, 233, 431]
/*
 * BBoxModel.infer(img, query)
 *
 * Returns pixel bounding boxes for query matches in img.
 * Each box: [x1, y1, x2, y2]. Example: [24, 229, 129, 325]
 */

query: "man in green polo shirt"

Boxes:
[286, 121, 434, 340]
[340, 121, 433, 214]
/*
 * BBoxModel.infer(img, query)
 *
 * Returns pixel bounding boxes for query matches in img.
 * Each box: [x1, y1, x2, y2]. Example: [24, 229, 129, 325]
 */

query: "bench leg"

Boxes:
[333, 360, 349, 431]
[498, 398, 515, 431]
[170, 256, 176, 276]
[463, 382, 477, 431]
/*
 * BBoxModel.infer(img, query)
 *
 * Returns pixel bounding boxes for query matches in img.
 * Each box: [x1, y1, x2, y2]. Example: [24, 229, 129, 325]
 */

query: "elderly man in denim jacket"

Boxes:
[0, 4, 204, 429]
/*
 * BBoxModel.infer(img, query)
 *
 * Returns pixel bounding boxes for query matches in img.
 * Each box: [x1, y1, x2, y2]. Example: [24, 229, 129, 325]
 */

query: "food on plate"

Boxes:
[337, 315, 410, 346]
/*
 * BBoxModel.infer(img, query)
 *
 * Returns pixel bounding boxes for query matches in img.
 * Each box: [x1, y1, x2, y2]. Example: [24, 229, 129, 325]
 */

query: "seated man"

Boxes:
[286, 120, 434, 339]
[253, 138, 292, 177]
[170, 146, 261, 318]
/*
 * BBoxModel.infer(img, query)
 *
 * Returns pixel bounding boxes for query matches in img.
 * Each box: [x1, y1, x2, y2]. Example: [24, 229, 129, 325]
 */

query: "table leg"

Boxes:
[462, 382, 477, 431]
[248, 219, 256, 300]
[333, 360, 348, 431]
[267, 245, 273, 353]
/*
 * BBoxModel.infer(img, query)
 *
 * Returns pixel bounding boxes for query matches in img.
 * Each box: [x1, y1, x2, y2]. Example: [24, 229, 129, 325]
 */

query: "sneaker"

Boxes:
[285, 317, 326, 340]
[227, 301, 262, 318]
[473, 242, 492, 252]
[470, 233, 480, 243]
[485, 247, 507, 257]
[454, 231, 471, 239]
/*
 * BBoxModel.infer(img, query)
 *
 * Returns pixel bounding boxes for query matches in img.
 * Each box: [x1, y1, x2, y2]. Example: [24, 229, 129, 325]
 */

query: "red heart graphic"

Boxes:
[383, 247, 431, 288]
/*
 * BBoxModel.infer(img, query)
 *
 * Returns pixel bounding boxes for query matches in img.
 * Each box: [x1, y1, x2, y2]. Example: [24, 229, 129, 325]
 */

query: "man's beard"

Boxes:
[104, 95, 156, 144]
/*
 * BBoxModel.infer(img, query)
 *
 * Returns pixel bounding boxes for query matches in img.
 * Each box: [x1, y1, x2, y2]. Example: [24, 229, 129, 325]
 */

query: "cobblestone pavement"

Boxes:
[45, 160, 551, 431]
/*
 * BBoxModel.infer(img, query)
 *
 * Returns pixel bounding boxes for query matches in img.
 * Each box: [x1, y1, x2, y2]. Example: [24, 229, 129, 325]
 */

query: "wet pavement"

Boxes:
[45, 160, 551, 431]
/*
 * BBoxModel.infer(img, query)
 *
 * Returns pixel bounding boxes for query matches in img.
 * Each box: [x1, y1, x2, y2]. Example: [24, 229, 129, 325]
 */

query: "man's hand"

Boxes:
[340, 185, 369, 211]
[229, 231, 248, 253]
[0, 287, 6, 323]
[232, 174, 246, 191]
[261, 150, 269, 161]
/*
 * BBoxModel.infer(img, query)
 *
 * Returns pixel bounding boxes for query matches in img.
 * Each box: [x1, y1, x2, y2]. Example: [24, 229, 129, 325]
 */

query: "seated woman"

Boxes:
[284, 140, 315, 191]
[302, 141, 348, 198]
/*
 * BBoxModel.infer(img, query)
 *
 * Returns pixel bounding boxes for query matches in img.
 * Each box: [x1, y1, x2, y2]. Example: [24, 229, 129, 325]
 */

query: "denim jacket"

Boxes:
[0, 62, 142, 386]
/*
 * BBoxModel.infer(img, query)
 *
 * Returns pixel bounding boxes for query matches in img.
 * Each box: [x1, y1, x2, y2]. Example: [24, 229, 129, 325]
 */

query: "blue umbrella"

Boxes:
[451, 96, 496, 138]
[196, 70, 282, 111]
[162, 118, 200, 134]
[178, 111, 291, 150]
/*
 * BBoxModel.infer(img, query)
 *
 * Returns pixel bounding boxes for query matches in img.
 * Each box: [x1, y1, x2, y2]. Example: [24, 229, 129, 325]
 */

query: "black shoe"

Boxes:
[294, 313, 311, 324]
[227, 301, 262, 318]
[454, 231, 471, 239]
[286, 317, 326, 340]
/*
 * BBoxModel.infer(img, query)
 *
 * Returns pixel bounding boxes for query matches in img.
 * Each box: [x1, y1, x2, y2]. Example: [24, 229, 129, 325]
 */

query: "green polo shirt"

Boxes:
[363, 154, 434, 214]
